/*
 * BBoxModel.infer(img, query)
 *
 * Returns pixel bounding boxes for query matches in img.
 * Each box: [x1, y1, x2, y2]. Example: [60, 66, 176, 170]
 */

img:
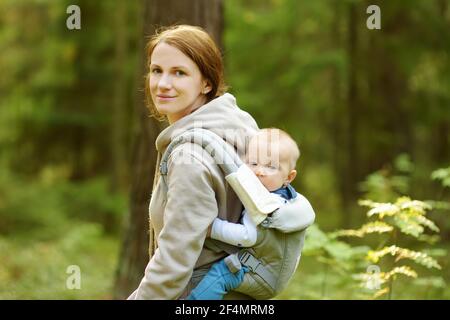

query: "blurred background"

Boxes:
[0, 0, 449, 299]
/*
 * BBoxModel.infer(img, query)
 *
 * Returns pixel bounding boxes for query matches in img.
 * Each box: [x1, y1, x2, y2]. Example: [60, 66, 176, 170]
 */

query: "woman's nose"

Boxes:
[158, 74, 172, 89]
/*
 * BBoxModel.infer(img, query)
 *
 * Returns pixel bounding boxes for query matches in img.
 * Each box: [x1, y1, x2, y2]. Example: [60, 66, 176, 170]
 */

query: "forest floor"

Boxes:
[1, 226, 449, 299]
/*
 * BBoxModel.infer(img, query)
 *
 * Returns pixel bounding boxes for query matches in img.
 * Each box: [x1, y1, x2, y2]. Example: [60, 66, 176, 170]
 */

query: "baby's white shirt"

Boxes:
[210, 194, 289, 247]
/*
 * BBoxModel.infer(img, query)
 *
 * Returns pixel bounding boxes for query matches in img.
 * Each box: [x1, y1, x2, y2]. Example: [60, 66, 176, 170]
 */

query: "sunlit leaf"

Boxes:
[382, 266, 418, 280]
[367, 245, 441, 269]
[332, 221, 393, 238]
[372, 287, 389, 299]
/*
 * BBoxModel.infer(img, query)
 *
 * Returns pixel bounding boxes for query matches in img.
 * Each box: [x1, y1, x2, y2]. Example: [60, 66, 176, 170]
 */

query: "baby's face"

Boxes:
[246, 134, 291, 191]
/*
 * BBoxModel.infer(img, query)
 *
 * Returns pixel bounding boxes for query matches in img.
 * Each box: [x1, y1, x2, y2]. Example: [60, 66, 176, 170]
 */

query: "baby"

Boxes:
[187, 128, 304, 300]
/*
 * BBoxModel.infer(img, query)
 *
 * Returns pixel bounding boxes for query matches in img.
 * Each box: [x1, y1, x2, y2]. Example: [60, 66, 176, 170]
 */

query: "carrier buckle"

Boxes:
[239, 251, 261, 273]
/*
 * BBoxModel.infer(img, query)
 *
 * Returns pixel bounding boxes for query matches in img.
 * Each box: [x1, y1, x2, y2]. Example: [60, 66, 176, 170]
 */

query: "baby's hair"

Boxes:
[259, 128, 300, 170]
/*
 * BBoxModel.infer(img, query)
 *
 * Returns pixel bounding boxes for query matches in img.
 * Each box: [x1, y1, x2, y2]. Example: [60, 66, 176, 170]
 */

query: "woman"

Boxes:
[128, 25, 259, 299]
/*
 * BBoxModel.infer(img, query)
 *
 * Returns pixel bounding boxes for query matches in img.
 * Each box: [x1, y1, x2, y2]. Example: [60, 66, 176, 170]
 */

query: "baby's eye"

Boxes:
[248, 162, 258, 166]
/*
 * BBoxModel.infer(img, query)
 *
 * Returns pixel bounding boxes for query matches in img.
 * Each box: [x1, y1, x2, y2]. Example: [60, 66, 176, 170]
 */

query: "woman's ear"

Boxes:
[202, 80, 212, 95]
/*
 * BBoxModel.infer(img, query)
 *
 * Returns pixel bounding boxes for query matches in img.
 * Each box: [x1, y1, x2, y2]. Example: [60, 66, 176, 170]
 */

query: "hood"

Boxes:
[155, 93, 259, 155]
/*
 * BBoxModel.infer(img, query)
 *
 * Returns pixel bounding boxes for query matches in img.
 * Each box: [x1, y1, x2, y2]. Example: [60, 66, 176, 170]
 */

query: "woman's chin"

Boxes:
[155, 106, 170, 115]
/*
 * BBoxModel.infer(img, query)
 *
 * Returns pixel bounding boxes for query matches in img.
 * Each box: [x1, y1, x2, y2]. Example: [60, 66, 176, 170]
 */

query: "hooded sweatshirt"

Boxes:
[130, 93, 259, 299]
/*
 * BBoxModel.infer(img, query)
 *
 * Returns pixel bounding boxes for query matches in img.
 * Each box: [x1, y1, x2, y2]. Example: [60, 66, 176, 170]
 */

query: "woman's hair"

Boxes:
[144, 25, 228, 120]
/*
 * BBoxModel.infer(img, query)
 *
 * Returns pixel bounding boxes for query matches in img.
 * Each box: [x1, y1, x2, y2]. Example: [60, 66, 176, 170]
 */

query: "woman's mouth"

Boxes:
[156, 94, 176, 101]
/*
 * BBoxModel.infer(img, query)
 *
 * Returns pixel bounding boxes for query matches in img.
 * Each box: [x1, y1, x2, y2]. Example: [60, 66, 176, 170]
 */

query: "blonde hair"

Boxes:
[144, 25, 228, 120]
[258, 128, 301, 170]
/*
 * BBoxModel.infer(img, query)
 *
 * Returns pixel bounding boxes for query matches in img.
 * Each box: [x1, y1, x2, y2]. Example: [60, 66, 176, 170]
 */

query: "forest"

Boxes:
[0, 0, 449, 300]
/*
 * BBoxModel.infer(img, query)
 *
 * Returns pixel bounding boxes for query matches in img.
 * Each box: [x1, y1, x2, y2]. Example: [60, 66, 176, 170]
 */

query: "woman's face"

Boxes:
[149, 42, 211, 124]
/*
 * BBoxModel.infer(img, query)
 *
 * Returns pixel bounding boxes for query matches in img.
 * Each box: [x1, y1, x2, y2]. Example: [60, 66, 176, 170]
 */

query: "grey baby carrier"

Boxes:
[159, 128, 314, 299]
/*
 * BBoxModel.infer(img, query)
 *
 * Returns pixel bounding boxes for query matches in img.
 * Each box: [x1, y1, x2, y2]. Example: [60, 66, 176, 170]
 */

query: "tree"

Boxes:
[113, 0, 224, 299]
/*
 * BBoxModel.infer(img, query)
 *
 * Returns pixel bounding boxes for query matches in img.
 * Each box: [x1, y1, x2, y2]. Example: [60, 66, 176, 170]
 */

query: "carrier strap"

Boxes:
[205, 238, 277, 291]
[160, 128, 278, 292]
[238, 250, 277, 291]
[160, 128, 241, 177]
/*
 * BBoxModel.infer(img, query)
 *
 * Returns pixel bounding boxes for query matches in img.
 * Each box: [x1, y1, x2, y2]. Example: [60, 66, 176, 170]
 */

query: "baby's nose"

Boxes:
[254, 166, 265, 176]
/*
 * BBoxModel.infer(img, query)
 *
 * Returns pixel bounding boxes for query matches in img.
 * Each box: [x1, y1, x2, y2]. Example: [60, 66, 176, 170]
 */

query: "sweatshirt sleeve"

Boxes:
[210, 211, 257, 247]
[265, 194, 316, 233]
[132, 146, 218, 300]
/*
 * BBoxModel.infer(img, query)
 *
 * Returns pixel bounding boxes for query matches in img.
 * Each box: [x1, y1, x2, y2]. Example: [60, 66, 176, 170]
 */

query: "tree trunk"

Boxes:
[433, 0, 449, 165]
[329, 0, 346, 227]
[341, 2, 359, 228]
[365, 3, 413, 174]
[113, 0, 224, 300]
[110, 0, 128, 192]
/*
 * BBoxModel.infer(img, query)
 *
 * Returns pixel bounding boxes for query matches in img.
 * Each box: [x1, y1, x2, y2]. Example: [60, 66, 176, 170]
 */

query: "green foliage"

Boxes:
[0, 0, 137, 179]
[60, 178, 127, 234]
[0, 169, 125, 298]
[0, 0, 139, 300]
[0, 225, 119, 299]
[337, 196, 444, 299]
[360, 197, 438, 237]
[331, 221, 394, 238]
[0, 169, 126, 238]
[302, 224, 370, 298]
[304, 224, 369, 270]
[358, 154, 414, 202]
[0, 169, 69, 238]
[285, 160, 448, 300]
[367, 245, 440, 269]
[432, 167, 450, 188]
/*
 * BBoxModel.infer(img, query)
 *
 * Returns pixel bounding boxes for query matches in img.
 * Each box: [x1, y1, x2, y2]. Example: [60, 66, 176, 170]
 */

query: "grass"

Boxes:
[0, 222, 120, 299]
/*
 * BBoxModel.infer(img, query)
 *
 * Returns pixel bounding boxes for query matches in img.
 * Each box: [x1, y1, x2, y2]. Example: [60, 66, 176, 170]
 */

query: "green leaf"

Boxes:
[431, 167, 450, 188]
[367, 245, 441, 269]
[412, 276, 446, 288]
[324, 241, 354, 261]
[332, 221, 393, 238]
[391, 213, 424, 238]
[394, 153, 414, 173]
[303, 224, 329, 254]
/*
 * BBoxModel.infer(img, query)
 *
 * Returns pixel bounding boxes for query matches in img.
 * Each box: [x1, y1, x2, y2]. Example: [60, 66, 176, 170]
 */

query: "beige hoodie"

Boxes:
[130, 93, 259, 299]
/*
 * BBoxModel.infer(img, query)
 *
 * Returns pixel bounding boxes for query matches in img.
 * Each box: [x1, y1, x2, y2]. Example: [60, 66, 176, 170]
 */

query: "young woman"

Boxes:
[128, 25, 259, 299]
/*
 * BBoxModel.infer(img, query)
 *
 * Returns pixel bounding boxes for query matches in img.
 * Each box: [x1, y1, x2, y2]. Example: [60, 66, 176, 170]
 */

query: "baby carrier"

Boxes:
[159, 128, 314, 299]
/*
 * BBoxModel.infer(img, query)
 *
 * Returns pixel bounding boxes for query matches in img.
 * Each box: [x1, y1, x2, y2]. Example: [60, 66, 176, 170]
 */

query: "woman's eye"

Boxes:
[175, 70, 185, 76]
[150, 68, 161, 74]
